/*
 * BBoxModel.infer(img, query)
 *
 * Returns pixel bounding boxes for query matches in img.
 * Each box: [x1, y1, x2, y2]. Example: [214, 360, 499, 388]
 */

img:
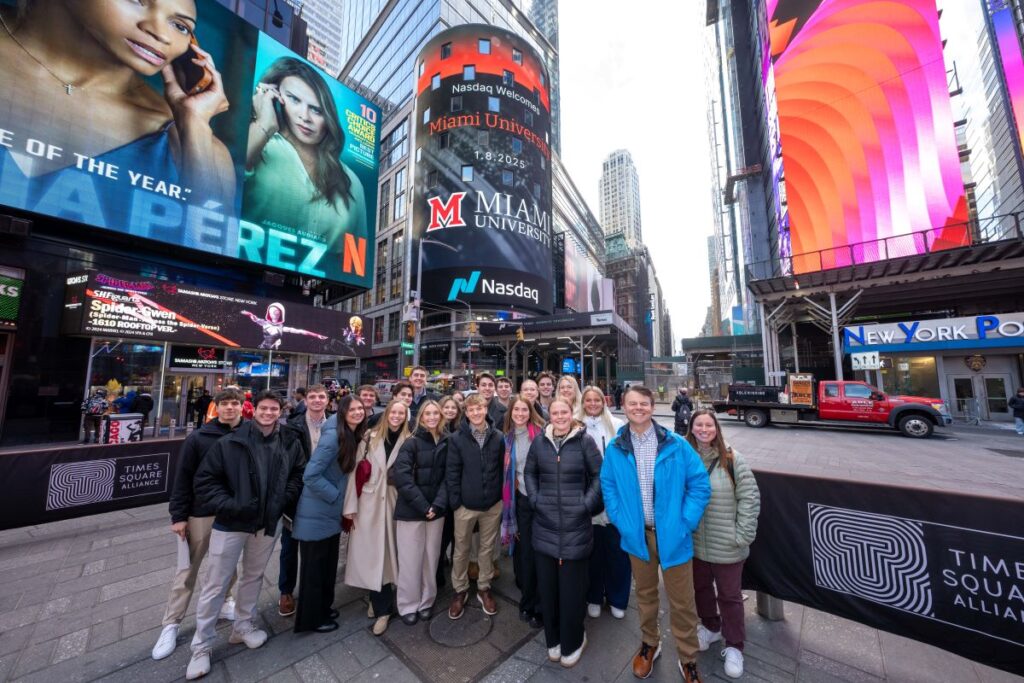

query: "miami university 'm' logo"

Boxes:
[426, 192, 467, 230]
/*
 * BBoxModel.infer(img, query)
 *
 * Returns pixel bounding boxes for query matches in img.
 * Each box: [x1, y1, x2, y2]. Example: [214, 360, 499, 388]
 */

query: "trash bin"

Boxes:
[103, 413, 143, 444]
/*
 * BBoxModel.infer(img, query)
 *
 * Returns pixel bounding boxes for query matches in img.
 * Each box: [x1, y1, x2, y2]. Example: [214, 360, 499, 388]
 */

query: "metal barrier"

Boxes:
[954, 398, 981, 425]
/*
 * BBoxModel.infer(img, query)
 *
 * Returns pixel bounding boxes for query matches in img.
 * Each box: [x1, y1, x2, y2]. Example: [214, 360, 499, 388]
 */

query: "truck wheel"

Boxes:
[898, 414, 933, 438]
[744, 409, 769, 428]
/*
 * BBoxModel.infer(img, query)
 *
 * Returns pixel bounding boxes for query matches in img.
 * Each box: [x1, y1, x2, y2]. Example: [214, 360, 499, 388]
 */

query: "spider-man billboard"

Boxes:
[61, 270, 372, 357]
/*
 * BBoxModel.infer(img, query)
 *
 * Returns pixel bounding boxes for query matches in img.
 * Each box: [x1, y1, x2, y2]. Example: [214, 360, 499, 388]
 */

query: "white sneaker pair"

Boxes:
[184, 623, 267, 680]
[722, 646, 744, 678]
[696, 623, 722, 651]
[588, 603, 625, 619]
[218, 597, 236, 621]
[560, 633, 587, 668]
[151, 624, 179, 660]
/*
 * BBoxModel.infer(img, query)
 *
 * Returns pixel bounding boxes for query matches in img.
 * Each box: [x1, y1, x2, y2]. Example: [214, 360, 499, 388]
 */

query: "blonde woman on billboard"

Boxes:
[0, 0, 236, 208]
[243, 57, 367, 253]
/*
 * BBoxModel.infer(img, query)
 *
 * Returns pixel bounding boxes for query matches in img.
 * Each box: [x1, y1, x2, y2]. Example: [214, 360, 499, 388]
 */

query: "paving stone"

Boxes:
[10, 640, 58, 678]
[800, 610, 884, 679]
[294, 653, 340, 682]
[478, 656, 541, 682]
[89, 617, 122, 650]
[318, 640, 368, 681]
[263, 666, 302, 683]
[53, 564, 84, 582]
[53, 627, 90, 663]
[346, 655, 419, 683]
[50, 556, 169, 598]
[99, 566, 174, 602]
[0, 624, 33, 657]
[30, 583, 167, 643]
[0, 547, 66, 572]
[82, 560, 105, 576]
[343, 628, 389, 669]
[797, 650, 884, 683]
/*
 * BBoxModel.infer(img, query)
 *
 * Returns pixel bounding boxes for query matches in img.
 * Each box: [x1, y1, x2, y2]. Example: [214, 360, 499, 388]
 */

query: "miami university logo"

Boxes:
[426, 192, 467, 230]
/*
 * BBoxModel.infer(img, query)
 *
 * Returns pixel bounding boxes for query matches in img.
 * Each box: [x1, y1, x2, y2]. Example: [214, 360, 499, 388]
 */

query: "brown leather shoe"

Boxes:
[679, 660, 703, 683]
[448, 591, 468, 620]
[278, 593, 296, 617]
[631, 642, 661, 679]
[468, 561, 479, 581]
[477, 589, 498, 615]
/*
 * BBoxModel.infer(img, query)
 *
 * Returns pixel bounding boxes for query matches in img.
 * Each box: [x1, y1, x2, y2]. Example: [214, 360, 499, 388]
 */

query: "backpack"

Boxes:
[135, 394, 154, 414]
[83, 396, 106, 415]
[706, 447, 736, 487]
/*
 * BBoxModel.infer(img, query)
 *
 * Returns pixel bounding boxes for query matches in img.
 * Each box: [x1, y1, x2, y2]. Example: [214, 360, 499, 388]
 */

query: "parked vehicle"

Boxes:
[712, 378, 952, 438]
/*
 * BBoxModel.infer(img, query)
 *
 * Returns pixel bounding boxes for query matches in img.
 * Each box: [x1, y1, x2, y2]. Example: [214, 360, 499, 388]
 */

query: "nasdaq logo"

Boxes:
[448, 271, 481, 301]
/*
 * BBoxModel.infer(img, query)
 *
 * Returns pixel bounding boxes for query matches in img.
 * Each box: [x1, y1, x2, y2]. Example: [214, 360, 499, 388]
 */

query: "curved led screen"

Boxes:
[412, 25, 553, 314]
[767, 0, 969, 273]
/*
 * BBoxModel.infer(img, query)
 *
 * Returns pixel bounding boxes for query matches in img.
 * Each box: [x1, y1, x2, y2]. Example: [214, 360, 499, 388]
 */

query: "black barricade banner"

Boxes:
[744, 471, 1024, 676]
[0, 439, 185, 530]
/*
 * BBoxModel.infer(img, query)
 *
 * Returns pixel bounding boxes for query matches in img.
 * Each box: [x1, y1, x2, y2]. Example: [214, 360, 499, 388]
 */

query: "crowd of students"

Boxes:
[153, 367, 761, 682]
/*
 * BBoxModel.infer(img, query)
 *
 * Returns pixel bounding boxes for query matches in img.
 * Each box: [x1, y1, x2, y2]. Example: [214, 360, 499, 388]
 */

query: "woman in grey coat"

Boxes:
[685, 409, 760, 679]
[292, 395, 366, 633]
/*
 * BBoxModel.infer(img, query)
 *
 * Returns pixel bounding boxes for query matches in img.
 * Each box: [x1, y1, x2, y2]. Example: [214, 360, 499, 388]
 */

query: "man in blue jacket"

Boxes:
[601, 385, 711, 683]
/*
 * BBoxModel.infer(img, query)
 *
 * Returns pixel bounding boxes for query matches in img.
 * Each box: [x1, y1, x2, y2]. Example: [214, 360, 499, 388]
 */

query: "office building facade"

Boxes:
[599, 150, 643, 248]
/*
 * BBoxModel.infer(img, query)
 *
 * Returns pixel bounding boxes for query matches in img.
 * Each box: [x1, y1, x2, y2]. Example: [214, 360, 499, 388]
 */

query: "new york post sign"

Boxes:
[844, 313, 1024, 353]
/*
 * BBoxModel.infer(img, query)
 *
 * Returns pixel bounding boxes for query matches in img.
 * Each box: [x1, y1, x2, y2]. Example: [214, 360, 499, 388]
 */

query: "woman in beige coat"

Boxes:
[343, 399, 410, 635]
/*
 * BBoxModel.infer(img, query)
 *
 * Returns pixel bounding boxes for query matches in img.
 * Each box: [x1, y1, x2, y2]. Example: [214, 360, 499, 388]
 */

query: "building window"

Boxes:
[540, 71, 545, 87]
[511, 137, 522, 154]
[533, 88, 540, 102]
[524, 111, 533, 127]
[373, 316, 384, 344]
[431, 73, 440, 90]
[422, 107, 430, 124]
[488, 96, 500, 112]
[427, 170, 438, 187]
[417, 61, 424, 77]
[393, 168, 407, 219]
[416, 146, 422, 162]
[451, 96, 463, 112]
[533, 182, 541, 199]
[438, 132, 449, 149]
[464, 65, 475, 80]
[502, 170, 513, 186]
[392, 234, 404, 263]
[441, 42, 452, 59]
[388, 312, 400, 342]
[390, 266, 402, 300]
[540, 156, 545, 169]
[380, 120, 408, 171]
[478, 38, 491, 54]
[462, 165, 474, 182]
[512, 48, 522, 65]
[502, 69, 514, 86]
[378, 179, 390, 227]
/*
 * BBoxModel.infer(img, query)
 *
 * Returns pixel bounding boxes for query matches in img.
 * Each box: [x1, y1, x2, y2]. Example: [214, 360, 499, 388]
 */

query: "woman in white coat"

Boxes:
[575, 386, 630, 620]
[343, 399, 410, 635]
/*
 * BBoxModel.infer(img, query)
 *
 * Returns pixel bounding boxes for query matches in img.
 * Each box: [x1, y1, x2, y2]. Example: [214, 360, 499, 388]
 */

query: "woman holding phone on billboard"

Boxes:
[243, 57, 367, 259]
[0, 0, 236, 209]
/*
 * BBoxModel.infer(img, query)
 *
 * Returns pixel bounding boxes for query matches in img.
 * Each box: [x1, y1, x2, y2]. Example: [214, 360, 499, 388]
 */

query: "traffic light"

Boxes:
[468, 321, 478, 335]
[516, 326, 525, 342]
[404, 321, 416, 342]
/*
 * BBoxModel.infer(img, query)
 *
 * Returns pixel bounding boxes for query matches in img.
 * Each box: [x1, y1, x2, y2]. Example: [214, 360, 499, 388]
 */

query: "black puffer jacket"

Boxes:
[446, 420, 504, 511]
[524, 424, 603, 560]
[393, 428, 448, 521]
[168, 419, 236, 523]
[193, 421, 305, 534]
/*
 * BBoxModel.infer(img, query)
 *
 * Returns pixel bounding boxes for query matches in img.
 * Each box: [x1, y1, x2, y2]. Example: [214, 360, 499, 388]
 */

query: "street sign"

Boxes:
[851, 351, 881, 371]
[400, 342, 415, 350]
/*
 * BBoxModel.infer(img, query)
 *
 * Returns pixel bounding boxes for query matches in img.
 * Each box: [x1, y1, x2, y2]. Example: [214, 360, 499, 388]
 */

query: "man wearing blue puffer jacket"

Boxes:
[601, 385, 711, 683]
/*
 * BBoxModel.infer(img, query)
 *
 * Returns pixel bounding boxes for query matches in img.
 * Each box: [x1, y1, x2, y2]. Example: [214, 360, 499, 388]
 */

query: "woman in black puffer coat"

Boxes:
[392, 401, 448, 624]
[525, 398, 602, 669]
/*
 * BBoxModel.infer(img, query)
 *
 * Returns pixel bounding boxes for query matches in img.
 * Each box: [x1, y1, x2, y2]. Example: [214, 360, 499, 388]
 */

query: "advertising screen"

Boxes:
[989, 1, 1024, 151]
[564, 239, 612, 313]
[0, 0, 379, 288]
[412, 25, 553, 314]
[62, 271, 373, 357]
[766, 0, 969, 273]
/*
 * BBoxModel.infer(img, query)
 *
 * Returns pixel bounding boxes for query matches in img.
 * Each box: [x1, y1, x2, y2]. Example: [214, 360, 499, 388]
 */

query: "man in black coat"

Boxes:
[671, 387, 694, 435]
[185, 391, 305, 680]
[476, 372, 507, 429]
[152, 388, 244, 662]
[446, 394, 505, 620]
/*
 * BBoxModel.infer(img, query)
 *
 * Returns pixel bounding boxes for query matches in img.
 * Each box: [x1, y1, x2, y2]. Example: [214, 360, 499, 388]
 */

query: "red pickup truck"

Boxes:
[712, 380, 953, 438]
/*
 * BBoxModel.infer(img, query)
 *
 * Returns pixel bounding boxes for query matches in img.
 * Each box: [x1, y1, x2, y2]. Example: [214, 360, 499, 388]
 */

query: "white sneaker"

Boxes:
[610, 606, 626, 619]
[185, 649, 211, 680]
[697, 623, 722, 651]
[722, 647, 744, 678]
[547, 644, 561, 662]
[218, 597, 236, 621]
[587, 603, 601, 618]
[560, 633, 587, 668]
[151, 624, 179, 660]
[228, 623, 267, 649]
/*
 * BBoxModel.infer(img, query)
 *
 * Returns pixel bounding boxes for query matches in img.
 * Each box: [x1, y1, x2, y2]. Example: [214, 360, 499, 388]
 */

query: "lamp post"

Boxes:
[450, 297, 473, 378]
[412, 238, 459, 367]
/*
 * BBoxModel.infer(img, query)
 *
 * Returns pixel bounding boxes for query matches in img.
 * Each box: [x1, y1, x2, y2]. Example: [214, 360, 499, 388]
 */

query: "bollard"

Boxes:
[186, 421, 195, 436]
[169, 418, 177, 439]
[756, 592, 786, 621]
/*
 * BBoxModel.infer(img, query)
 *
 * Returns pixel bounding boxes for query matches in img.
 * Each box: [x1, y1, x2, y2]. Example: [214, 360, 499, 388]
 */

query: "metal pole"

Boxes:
[756, 593, 786, 621]
[580, 335, 585, 387]
[413, 238, 424, 367]
[153, 341, 168, 438]
[829, 292, 844, 381]
[267, 349, 273, 391]
[758, 302, 770, 385]
[790, 322, 800, 373]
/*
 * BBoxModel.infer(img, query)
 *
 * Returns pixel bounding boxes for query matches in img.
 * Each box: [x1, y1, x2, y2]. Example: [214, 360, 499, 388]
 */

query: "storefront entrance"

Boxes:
[948, 373, 1014, 421]
[162, 374, 218, 429]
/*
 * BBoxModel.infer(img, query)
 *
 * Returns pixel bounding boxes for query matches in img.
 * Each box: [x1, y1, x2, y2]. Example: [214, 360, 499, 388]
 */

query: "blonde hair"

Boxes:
[414, 400, 444, 440]
[576, 386, 616, 436]
[368, 399, 411, 452]
[547, 398, 583, 432]
[556, 375, 583, 408]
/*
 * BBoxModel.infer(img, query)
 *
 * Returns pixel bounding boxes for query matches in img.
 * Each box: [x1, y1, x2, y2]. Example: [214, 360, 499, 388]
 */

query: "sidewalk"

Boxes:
[0, 504, 1018, 682]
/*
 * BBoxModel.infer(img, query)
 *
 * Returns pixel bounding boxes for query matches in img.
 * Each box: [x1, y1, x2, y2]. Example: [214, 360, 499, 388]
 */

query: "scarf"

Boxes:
[501, 422, 540, 552]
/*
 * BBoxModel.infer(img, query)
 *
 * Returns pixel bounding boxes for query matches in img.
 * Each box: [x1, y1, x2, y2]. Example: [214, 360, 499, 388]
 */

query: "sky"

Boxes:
[558, 0, 715, 346]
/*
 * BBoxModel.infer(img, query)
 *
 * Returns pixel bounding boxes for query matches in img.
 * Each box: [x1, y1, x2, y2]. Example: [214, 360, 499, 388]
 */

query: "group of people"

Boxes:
[80, 387, 155, 443]
[154, 367, 760, 682]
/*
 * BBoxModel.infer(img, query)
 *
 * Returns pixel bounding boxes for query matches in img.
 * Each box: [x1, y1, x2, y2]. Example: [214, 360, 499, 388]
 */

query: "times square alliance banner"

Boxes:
[412, 25, 554, 314]
[0, 0, 380, 287]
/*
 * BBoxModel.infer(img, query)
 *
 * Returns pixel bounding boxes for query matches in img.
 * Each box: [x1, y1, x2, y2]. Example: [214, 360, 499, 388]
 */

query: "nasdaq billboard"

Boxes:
[412, 25, 553, 314]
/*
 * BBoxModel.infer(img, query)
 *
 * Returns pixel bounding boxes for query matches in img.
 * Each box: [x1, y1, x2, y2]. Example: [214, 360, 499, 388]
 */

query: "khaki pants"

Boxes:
[630, 528, 699, 663]
[452, 502, 502, 593]
[395, 518, 444, 615]
[191, 528, 278, 653]
[161, 516, 236, 626]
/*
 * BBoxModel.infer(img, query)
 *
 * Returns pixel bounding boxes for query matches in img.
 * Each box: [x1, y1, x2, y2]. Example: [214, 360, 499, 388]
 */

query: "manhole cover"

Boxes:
[429, 605, 493, 646]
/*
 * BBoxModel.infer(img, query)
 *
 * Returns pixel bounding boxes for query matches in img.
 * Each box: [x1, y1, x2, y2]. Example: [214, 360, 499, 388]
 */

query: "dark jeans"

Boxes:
[513, 491, 540, 616]
[370, 583, 395, 617]
[587, 524, 631, 610]
[436, 509, 455, 589]
[294, 535, 340, 632]
[535, 552, 588, 654]
[278, 527, 299, 595]
[693, 558, 746, 650]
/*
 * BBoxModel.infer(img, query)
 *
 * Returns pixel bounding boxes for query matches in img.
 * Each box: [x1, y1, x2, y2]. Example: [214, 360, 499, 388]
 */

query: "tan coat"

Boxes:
[343, 431, 406, 591]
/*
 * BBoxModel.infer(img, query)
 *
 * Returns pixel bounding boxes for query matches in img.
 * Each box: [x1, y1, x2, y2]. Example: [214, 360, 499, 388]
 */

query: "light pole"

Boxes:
[412, 238, 459, 367]
[450, 297, 473, 379]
